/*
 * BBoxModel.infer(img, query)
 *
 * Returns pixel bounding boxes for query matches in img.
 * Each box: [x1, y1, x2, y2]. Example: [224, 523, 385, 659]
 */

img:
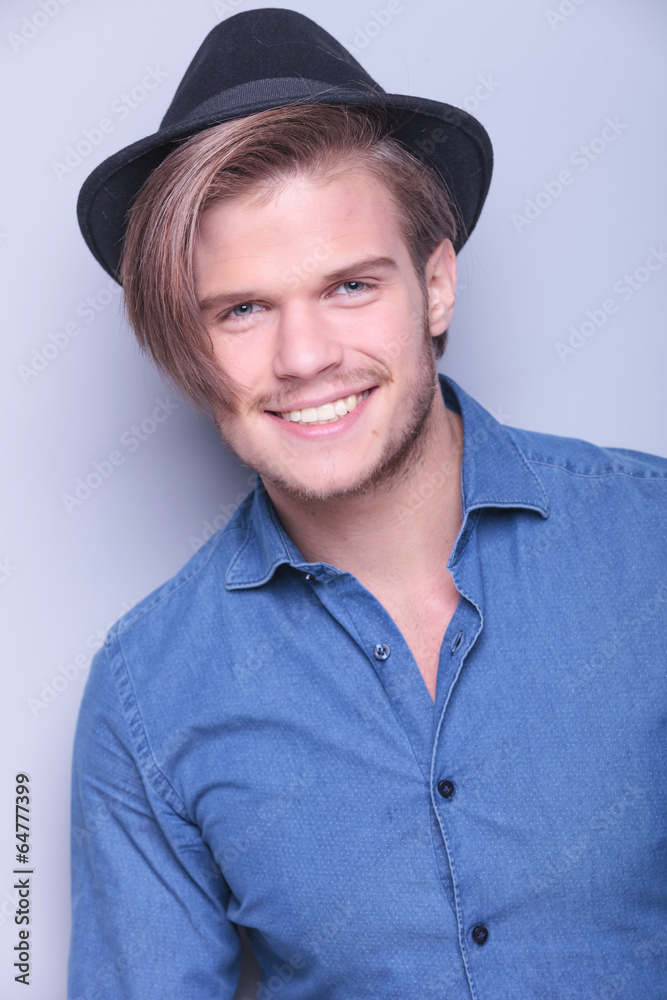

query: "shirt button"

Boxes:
[437, 779, 455, 799]
[303, 573, 313, 581]
[450, 630, 463, 654]
[373, 643, 391, 661]
[471, 924, 489, 946]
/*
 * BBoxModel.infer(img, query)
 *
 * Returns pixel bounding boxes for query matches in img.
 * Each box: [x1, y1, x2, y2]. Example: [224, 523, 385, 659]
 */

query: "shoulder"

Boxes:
[84, 491, 262, 748]
[506, 424, 667, 482]
[75, 491, 265, 811]
[107, 490, 256, 646]
[492, 424, 667, 589]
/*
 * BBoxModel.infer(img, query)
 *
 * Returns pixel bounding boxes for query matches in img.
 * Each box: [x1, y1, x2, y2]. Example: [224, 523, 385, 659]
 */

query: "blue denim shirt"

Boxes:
[69, 376, 667, 1000]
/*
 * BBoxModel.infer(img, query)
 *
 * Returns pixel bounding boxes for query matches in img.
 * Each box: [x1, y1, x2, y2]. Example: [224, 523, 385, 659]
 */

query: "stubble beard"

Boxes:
[213, 313, 440, 505]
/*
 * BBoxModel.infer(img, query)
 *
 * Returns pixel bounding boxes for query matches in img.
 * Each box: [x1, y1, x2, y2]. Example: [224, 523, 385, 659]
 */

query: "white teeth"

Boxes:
[279, 389, 370, 425]
[317, 403, 336, 421]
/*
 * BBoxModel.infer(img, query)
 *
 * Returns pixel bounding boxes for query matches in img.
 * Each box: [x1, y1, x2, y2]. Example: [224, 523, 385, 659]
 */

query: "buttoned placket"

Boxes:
[429, 515, 493, 994]
[303, 531, 490, 997]
[291, 560, 475, 997]
[308, 568, 437, 783]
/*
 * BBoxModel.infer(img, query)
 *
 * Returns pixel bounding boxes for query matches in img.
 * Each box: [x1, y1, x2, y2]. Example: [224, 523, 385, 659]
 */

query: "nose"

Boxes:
[272, 300, 344, 381]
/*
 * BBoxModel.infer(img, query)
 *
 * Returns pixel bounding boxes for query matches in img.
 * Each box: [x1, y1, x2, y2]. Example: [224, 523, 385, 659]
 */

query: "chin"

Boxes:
[261, 467, 369, 504]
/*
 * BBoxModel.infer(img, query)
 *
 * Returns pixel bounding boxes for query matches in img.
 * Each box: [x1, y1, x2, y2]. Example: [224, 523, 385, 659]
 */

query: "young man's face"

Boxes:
[193, 164, 456, 502]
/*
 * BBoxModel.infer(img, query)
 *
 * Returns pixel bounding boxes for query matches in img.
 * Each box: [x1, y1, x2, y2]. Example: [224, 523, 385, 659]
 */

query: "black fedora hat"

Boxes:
[77, 7, 493, 282]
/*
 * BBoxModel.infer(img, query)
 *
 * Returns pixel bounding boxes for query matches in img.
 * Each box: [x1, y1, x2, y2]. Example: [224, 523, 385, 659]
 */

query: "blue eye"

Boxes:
[336, 280, 368, 294]
[230, 302, 259, 317]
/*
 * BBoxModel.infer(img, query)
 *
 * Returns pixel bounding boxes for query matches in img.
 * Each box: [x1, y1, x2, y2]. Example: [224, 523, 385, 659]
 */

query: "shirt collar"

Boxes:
[225, 374, 549, 590]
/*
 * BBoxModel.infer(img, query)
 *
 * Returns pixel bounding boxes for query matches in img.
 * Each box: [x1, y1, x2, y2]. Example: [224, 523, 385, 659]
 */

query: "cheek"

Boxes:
[345, 297, 418, 350]
[382, 286, 423, 330]
[362, 303, 425, 365]
[211, 336, 270, 391]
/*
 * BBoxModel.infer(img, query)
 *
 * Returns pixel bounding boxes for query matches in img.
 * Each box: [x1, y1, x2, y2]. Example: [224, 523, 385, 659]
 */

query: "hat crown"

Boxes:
[76, 7, 493, 281]
[162, 8, 382, 130]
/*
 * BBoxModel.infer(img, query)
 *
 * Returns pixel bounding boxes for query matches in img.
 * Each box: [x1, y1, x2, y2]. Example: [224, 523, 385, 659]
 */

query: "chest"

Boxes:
[153, 573, 667, 983]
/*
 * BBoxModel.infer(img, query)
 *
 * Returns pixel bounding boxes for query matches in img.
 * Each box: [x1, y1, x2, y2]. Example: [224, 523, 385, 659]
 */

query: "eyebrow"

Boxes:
[197, 255, 399, 314]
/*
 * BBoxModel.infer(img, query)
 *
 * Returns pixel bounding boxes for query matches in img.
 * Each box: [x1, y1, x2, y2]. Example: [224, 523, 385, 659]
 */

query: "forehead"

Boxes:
[192, 167, 409, 288]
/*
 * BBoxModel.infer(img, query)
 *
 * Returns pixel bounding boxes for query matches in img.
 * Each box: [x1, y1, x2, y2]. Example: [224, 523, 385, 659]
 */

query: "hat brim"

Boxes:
[77, 86, 492, 282]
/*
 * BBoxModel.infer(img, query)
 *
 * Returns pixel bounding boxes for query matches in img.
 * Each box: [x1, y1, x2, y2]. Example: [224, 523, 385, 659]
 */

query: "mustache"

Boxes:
[250, 364, 391, 413]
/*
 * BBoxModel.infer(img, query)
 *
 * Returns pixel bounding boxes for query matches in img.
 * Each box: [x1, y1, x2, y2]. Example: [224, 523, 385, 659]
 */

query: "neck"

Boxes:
[262, 387, 464, 587]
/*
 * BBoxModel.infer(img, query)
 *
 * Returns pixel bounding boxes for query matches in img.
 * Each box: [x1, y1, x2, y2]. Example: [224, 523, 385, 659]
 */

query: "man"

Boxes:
[69, 9, 667, 1000]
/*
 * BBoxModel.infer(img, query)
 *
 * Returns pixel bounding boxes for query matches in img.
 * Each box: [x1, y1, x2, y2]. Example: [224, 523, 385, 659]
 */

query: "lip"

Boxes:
[264, 385, 376, 415]
[264, 386, 377, 438]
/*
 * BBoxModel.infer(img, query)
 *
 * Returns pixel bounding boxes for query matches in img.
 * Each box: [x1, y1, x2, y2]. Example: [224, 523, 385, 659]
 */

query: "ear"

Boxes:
[425, 238, 457, 337]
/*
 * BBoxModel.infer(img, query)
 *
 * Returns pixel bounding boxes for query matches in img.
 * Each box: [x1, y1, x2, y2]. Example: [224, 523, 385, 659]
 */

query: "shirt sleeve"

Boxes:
[68, 639, 243, 1000]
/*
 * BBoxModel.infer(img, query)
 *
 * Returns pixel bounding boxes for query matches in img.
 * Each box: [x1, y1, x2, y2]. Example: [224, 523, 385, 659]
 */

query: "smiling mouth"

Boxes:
[271, 389, 372, 425]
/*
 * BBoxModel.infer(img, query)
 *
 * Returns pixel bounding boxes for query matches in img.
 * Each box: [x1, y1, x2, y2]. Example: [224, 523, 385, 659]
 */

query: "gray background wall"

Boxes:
[1, 1, 665, 997]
